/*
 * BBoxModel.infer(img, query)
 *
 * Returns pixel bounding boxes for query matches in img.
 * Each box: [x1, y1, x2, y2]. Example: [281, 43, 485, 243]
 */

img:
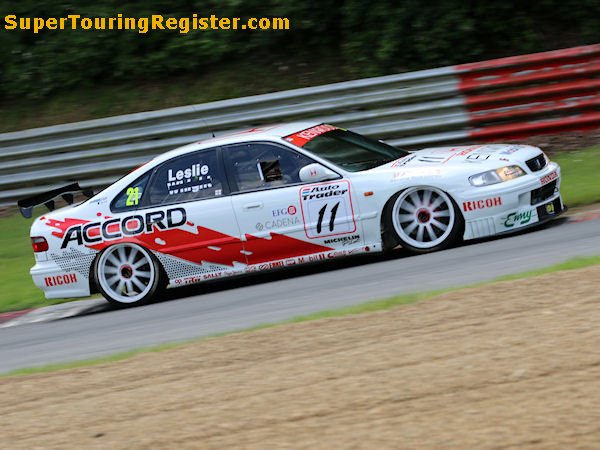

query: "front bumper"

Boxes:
[461, 162, 564, 240]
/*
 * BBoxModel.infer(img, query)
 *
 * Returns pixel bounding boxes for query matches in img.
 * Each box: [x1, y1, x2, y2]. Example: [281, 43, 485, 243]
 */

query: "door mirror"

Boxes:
[299, 163, 339, 183]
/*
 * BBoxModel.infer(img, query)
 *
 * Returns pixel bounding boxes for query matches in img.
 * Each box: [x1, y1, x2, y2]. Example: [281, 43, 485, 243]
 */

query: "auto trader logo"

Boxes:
[301, 184, 348, 201]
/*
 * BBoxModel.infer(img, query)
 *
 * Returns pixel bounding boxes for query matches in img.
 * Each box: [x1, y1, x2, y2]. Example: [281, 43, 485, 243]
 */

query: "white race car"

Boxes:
[21, 122, 564, 306]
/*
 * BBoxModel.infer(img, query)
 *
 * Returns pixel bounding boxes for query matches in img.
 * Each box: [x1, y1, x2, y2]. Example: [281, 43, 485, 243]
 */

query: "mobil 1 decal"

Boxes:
[299, 180, 356, 239]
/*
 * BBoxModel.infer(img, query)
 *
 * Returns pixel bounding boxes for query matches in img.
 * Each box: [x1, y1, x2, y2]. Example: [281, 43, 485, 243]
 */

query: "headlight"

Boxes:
[469, 165, 525, 187]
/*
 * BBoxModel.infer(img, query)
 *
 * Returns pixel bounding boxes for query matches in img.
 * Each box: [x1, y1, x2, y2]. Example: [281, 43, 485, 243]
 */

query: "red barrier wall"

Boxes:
[455, 44, 600, 141]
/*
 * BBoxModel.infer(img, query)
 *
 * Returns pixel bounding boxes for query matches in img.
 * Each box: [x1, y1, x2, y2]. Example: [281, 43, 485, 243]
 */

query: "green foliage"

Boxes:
[0, 0, 598, 99]
[553, 146, 600, 206]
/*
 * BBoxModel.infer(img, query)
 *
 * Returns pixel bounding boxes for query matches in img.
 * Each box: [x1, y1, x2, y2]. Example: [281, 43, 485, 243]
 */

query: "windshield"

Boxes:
[302, 129, 410, 172]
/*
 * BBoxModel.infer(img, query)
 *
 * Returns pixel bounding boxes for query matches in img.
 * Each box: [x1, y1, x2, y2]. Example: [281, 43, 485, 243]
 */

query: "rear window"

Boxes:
[111, 172, 151, 211]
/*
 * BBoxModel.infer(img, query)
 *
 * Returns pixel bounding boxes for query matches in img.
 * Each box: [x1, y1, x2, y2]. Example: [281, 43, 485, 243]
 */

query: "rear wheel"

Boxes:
[386, 187, 463, 253]
[95, 243, 165, 306]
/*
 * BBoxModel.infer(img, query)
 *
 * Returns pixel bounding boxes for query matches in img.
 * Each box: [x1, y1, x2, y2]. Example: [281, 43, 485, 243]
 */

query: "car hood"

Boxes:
[374, 144, 543, 173]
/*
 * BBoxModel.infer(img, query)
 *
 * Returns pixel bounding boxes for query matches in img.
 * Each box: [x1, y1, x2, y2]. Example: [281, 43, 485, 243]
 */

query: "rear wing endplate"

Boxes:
[17, 183, 94, 218]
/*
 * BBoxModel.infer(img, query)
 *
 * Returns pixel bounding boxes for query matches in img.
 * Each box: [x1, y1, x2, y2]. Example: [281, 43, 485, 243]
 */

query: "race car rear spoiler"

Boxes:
[17, 183, 94, 218]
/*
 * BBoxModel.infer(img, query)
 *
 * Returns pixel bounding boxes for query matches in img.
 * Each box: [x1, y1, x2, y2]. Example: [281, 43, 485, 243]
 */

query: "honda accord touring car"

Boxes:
[21, 122, 564, 306]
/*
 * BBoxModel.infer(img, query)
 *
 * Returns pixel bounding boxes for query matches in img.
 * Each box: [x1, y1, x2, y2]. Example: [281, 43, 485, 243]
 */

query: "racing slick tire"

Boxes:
[384, 186, 464, 253]
[94, 243, 166, 307]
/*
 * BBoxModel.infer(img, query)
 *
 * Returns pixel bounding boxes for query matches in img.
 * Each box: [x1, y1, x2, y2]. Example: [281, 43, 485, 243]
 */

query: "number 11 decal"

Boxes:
[300, 181, 356, 239]
[316, 202, 340, 234]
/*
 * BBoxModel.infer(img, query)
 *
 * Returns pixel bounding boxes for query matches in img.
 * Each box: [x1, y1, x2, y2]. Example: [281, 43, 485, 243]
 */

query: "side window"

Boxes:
[146, 149, 225, 206]
[225, 143, 314, 192]
[112, 172, 151, 211]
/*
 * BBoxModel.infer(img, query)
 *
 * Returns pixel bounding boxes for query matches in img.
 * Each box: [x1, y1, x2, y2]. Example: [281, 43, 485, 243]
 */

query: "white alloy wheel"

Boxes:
[96, 243, 160, 305]
[391, 187, 459, 251]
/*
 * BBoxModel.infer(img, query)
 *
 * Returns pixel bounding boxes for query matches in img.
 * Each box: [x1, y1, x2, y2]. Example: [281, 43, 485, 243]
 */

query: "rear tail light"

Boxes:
[31, 236, 49, 253]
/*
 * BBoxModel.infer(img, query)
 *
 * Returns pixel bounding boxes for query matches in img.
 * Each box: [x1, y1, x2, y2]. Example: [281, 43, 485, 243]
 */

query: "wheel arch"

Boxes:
[380, 185, 465, 252]
[92, 241, 168, 306]
[88, 254, 99, 294]
[380, 189, 406, 251]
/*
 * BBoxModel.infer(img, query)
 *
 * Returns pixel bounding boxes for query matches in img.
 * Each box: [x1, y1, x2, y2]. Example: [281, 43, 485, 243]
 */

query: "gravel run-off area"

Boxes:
[1, 265, 599, 449]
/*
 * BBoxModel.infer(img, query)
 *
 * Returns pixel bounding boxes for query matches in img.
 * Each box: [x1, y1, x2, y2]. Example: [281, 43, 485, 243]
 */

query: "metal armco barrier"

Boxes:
[0, 43, 598, 205]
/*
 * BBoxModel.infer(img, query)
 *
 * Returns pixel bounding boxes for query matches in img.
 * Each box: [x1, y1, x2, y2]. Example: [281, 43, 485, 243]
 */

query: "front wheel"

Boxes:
[94, 243, 165, 306]
[385, 187, 463, 253]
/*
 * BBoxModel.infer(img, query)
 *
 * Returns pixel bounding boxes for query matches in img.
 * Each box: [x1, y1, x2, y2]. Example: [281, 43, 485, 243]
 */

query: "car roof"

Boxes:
[155, 121, 323, 163]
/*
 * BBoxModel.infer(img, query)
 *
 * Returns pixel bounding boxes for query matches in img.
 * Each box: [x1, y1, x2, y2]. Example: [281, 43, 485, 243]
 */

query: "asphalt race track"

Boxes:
[1, 216, 599, 373]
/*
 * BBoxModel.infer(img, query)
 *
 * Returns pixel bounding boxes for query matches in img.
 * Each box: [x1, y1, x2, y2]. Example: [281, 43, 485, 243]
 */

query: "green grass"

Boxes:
[552, 146, 600, 206]
[0, 215, 56, 312]
[5, 341, 184, 377]
[4, 254, 600, 377]
[0, 214, 97, 312]
[495, 255, 600, 281]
